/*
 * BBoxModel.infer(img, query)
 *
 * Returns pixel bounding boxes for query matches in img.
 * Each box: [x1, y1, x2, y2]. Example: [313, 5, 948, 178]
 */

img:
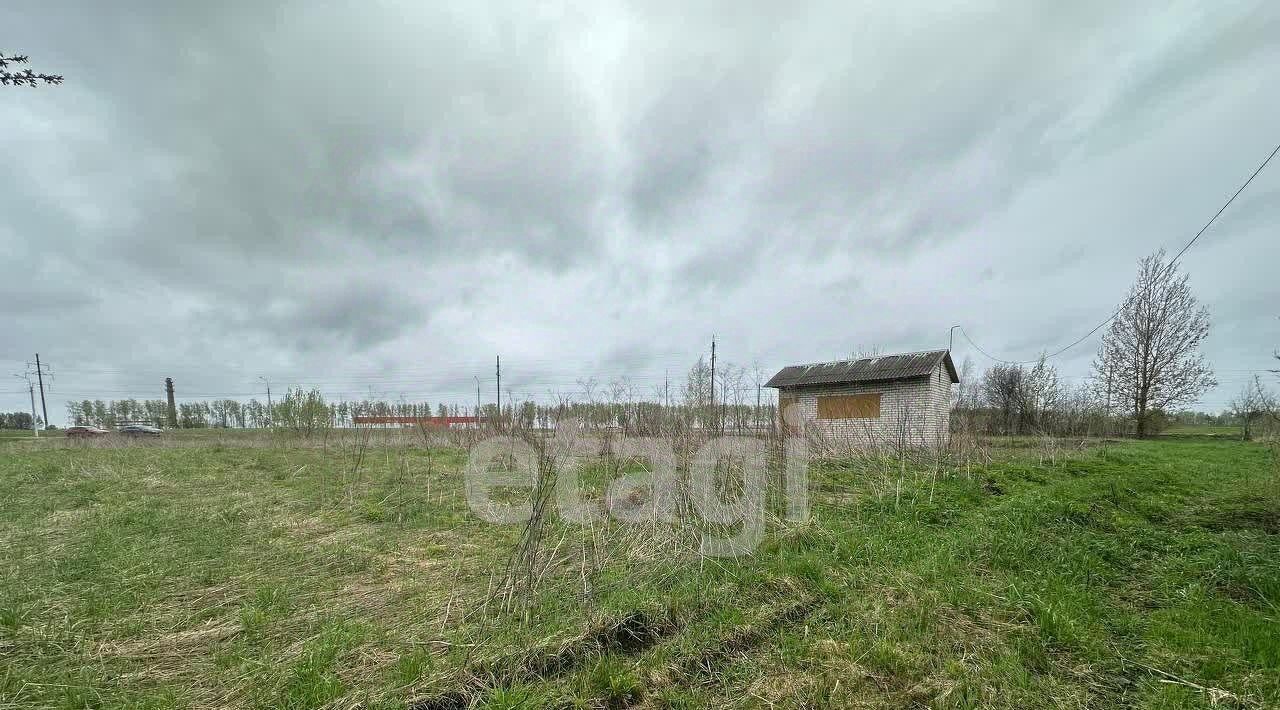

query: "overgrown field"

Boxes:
[0, 433, 1277, 709]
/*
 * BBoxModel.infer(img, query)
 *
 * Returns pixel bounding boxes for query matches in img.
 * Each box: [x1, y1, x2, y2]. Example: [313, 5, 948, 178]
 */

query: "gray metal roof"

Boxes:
[765, 350, 959, 388]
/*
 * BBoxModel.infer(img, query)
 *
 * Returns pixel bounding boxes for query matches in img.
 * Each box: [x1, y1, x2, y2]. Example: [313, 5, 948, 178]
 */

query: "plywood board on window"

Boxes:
[817, 393, 881, 419]
[778, 392, 800, 434]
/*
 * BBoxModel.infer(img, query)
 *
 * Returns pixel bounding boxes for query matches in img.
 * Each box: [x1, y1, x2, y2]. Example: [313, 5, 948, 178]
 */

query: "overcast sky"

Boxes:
[3, 1, 1278, 423]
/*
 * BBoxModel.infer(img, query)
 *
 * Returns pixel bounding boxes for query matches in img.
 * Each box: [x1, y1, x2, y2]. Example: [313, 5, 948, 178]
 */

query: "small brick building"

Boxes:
[766, 349, 959, 449]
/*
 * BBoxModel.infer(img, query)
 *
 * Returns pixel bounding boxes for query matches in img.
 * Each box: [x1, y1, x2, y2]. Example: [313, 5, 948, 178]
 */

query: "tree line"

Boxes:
[63, 362, 781, 437]
[64, 393, 457, 431]
[955, 249, 1277, 439]
[0, 412, 37, 430]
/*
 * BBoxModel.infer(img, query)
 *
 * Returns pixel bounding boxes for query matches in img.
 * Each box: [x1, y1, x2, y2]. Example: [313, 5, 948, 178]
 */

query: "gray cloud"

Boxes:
[196, 279, 422, 352]
[2, 0, 1278, 416]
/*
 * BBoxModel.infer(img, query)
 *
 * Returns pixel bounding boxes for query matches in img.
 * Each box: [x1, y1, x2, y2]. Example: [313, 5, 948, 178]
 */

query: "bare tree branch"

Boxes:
[0, 52, 63, 86]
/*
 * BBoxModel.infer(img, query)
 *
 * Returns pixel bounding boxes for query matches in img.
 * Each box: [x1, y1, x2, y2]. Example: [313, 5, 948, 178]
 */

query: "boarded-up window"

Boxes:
[778, 392, 800, 434]
[817, 393, 881, 419]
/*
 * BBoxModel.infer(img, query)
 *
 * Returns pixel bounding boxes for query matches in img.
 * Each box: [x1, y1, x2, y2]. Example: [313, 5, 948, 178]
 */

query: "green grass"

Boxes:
[0, 434, 1276, 708]
[0, 428, 40, 440]
[1160, 424, 1243, 438]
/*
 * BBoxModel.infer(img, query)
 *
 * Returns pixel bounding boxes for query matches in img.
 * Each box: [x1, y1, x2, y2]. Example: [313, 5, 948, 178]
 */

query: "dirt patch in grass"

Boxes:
[409, 610, 678, 710]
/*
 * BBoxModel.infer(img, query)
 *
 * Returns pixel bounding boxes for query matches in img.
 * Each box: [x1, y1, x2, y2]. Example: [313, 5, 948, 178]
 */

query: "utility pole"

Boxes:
[26, 380, 37, 437]
[475, 376, 481, 428]
[165, 378, 177, 429]
[259, 376, 272, 428]
[12, 375, 37, 438]
[949, 325, 960, 353]
[496, 355, 501, 429]
[34, 353, 49, 430]
[709, 336, 716, 433]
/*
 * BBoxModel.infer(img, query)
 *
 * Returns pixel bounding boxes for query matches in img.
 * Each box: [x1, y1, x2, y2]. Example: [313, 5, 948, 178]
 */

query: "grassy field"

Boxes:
[0, 432, 1276, 709]
[1159, 425, 1243, 439]
[0, 430, 41, 441]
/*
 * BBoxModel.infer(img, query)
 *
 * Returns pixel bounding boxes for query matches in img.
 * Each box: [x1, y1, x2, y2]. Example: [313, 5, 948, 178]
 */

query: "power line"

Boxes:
[961, 139, 1280, 365]
[1169, 141, 1280, 267]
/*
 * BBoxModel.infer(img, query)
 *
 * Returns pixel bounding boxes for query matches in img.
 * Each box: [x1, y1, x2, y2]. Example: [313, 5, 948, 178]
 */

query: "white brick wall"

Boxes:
[780, 361, 953, 449]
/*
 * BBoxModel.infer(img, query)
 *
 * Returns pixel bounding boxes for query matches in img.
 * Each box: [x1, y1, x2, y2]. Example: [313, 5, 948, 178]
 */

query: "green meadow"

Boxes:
[0, 432, 1276, 708]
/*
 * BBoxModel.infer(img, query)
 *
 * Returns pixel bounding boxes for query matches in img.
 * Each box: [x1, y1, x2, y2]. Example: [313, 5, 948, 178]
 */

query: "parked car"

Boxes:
[118, 424, 163, 438]
[65, 426, 109, 438]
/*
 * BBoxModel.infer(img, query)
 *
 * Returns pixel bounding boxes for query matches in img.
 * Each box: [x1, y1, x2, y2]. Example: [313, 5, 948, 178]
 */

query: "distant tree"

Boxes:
[979, 364, 1022, 434]
[1228, 376, 1276, 441]
[716, 363, 746, 433]
[1, 52, 63, 86]
[1092, 249, 1216, 437]
[1025, 356, 1062, 426]
[178, 402, 209, 428]
[976, 356, 1058, 435]
[0, 412, 34, 429]
[144, 399, 167, 425]
[275, 387, 331, 437]
[92, 400, 110, 428]
[519, 400, 537, 429]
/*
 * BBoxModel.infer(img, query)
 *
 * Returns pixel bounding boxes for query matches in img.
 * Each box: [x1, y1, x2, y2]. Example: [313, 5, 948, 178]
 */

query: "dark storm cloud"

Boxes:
[3, 0, 629, 376]
[197, 280, 421, 352]
[2, 0, 1278, 418]
[7, 0, 614, 263]
[612, 1, 1280, 295]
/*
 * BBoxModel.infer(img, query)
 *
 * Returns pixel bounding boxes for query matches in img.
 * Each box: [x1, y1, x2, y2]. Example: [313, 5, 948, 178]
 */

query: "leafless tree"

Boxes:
[1023, 355, 1061, 430]
[682, 357, 711, 428]
[1, 52, 62, 86]
[977, 355, 1058, 435]
[607, 376, 627, 430]
[714, 363, 745, 433]
[750, 361, 766, 431]
[979, 364, 1024, 434]
[1229, 376, 1277, 441]
[1092, 249, 1216, 437]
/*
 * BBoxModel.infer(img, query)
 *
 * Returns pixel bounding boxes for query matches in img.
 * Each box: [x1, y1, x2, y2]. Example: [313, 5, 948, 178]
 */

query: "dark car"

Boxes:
[65, 426, 109, 438]
[118, 424, 163, 438]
